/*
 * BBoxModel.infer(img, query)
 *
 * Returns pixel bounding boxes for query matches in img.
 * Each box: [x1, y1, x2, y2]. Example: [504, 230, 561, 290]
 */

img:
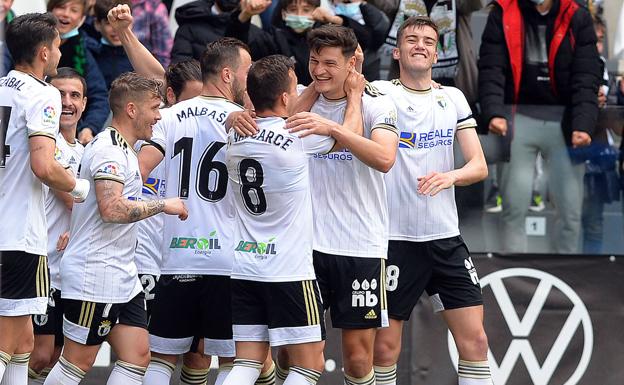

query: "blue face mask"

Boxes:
[283, 14, 315, 32]
[334, 2, 361, 19]
[60, 27, 80, 39]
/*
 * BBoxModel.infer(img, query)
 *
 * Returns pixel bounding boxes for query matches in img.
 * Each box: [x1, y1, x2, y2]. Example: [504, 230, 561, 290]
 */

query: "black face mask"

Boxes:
[216, 0, 239, 12]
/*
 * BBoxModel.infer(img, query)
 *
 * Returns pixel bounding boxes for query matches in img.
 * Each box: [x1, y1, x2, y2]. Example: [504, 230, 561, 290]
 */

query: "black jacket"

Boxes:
[171, 0, 274, 63]
[478, 0, 600, 141]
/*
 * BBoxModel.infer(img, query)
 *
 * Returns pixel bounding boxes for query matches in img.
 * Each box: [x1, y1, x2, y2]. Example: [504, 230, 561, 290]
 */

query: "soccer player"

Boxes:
[223, 53, 368, 385]
[285, 25, 399, 385]
[28, 68, 87, 384]
[0, 13, 90, 385]
[43, 72, 188, 385]
[370, 17, 491, 385]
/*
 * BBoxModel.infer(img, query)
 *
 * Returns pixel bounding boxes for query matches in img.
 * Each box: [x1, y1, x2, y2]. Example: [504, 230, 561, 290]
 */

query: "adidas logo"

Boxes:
[365, 309, 377, 319]
[407, 106, 414, 112]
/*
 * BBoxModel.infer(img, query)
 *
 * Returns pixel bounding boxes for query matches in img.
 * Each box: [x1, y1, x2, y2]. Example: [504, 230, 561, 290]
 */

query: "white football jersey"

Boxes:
[373, 80, 477, 241]
[150, 96, 242, 275]
[61, 128, 143, 303]
[226, 117, 335, 282]
[0, 70, 61, 255]
[309, 88, 398, 259]
[45, 134, 84, 290]
[134, 140, 165, 276]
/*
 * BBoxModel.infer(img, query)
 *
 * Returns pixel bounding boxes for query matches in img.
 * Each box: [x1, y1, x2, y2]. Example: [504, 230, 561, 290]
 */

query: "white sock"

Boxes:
[221, 359, 262, 385]
[214, 362, 233, 385]
[373, 364, 396, 385]
[143, 358, 175, 385]
[344, 368, 375, 385]
[43, 356, 85, 385]
[180, 364, 209, 385]
[458, 360, 493, 385]
[1, 353, 31, 385]
[256, 361, 275, 385]
[284, 366, 321, 385]
[0, 351, 10, 383]
[105, 360, 146, 385]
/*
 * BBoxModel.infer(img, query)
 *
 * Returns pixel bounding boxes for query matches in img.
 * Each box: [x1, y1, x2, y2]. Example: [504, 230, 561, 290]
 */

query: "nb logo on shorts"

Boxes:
[33, 314, 48, 327]
[351, 279, 378, 308]
[464, 257, 480, 285]
[97, 320, 112, 337]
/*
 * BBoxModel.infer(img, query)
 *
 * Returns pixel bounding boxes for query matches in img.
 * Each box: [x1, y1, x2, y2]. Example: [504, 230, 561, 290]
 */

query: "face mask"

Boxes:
[284, 14, 314, 32]
[334, 2, 361, 18]
[216, 0, 239, 12]
[528, 0, 545, 5]
[60, 27, 80, 39]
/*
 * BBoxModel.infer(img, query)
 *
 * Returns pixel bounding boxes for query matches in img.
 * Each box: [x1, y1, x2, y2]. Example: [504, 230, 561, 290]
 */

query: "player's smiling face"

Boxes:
[135, 96, 162, 140]
[51, 0, 85, 36]
[309, 46, 355, 99]
[394, 25, 438, 73]
[51, 77, 86, 131]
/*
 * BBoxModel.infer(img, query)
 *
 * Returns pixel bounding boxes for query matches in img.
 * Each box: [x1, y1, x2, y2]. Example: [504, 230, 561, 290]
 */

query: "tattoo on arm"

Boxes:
[97, 180, 165, 223]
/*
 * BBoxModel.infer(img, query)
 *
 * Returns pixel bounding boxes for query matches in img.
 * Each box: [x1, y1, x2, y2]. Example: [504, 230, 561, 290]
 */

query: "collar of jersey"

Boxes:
[106, 126, 136, 155]
[395, 79, 432, 94]
[320, 93, 347, 103]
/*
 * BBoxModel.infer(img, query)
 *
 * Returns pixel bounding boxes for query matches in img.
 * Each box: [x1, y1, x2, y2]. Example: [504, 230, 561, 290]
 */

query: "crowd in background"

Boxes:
[2, 0, 624, 255]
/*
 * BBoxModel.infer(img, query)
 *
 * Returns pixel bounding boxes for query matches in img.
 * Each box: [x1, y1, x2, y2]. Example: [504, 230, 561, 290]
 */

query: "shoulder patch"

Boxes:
[364, 83, 385, 97]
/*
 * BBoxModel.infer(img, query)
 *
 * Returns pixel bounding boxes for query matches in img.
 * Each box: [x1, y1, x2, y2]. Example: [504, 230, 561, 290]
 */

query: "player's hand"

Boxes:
[571, 130, 591, 148]
[344, 69, 365, 99]
[228, 110, 258, 136]
[108, 4, 133, 31]
[598, 88, 607, 108]
[240, 0, 271, 19]
[164, 198, 188, 220]
[78, 128, 94, 145]
[286, 111, 338, 138]
[70, 178, 90, 202]
[488, 117, 507, 136]
[56, 231, 70, 251]
[354, 44, 364, 74]
[431, 80, 442, 89]
[417, 171, 457, 196]
[312, 7, 342, 24]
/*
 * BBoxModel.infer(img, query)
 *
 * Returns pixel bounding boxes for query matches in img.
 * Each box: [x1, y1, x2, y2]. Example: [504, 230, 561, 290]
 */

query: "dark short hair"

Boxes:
[279, 0, 320, 11]
[6, 13, 59, 66]
[94, 0, 132, 21]
[108, 72, 162, 115]
[200, 38, 250, 82]
[49, 67, 88, 95]
[47, 0, 89, 15]
[397, 16, 439, 45]
[306, 24, 358, 57]
[247, 55, 295, 111]
[165, 59, 202, 100]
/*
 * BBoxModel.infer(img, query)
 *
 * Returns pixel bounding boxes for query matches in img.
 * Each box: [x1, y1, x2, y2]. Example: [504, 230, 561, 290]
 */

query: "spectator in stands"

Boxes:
[478, 0, 601, 253]
[92, 0, 134, 89]
[170, 0, 273, 64]
[48, 0, 110, 144]
[0, 0, 14, 77]
[226, 0, 389, 83]
[131, 0, 173, 67]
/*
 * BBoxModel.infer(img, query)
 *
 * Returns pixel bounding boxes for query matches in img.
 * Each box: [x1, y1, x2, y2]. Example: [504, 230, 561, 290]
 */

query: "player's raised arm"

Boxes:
[108, 4, 166, 81]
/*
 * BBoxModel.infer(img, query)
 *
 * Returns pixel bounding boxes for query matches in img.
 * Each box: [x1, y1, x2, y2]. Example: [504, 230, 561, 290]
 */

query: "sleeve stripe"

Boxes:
[457, 115, 474, 124]
[372, 124, 399, 136]
[93, 176, 125, 184]
[143, 140, 165, 156]
[321, 138, 338, 155]
[28, 132, 56, 140]
[456, 125, 477, 131]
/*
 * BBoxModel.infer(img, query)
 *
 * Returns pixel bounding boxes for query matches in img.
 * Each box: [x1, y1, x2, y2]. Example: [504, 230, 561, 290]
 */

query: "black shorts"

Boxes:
[33, 287, 64, 346]
[0, 251, 49, 316]
[63, 292, 147, 346]
[139, 274, 158, 317]
[148, 274, 234, 357]
[386, 236, 483, 320]
[231, 279, 325, 347]
[313, 251, 388, 329]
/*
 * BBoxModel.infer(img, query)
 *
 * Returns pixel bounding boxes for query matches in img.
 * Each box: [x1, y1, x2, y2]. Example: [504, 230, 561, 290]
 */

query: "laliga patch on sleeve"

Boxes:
[96, 162, 121, 178]
[42, 105, 57, 125]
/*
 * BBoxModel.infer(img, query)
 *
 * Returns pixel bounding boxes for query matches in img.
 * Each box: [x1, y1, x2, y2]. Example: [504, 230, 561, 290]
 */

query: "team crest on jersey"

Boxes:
[399, 132, 416, 149]
[142, 177, 166, 197]
[436, 96, 447, 110]
[42, 106, 56, 124]
[97, 320, 112, 337]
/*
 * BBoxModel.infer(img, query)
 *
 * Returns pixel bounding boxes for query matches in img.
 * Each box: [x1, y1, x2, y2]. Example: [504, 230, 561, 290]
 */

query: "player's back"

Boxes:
[0, 70, 61, 255]
[226, 116, 335, 282]
[151, 96, 243, 275]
